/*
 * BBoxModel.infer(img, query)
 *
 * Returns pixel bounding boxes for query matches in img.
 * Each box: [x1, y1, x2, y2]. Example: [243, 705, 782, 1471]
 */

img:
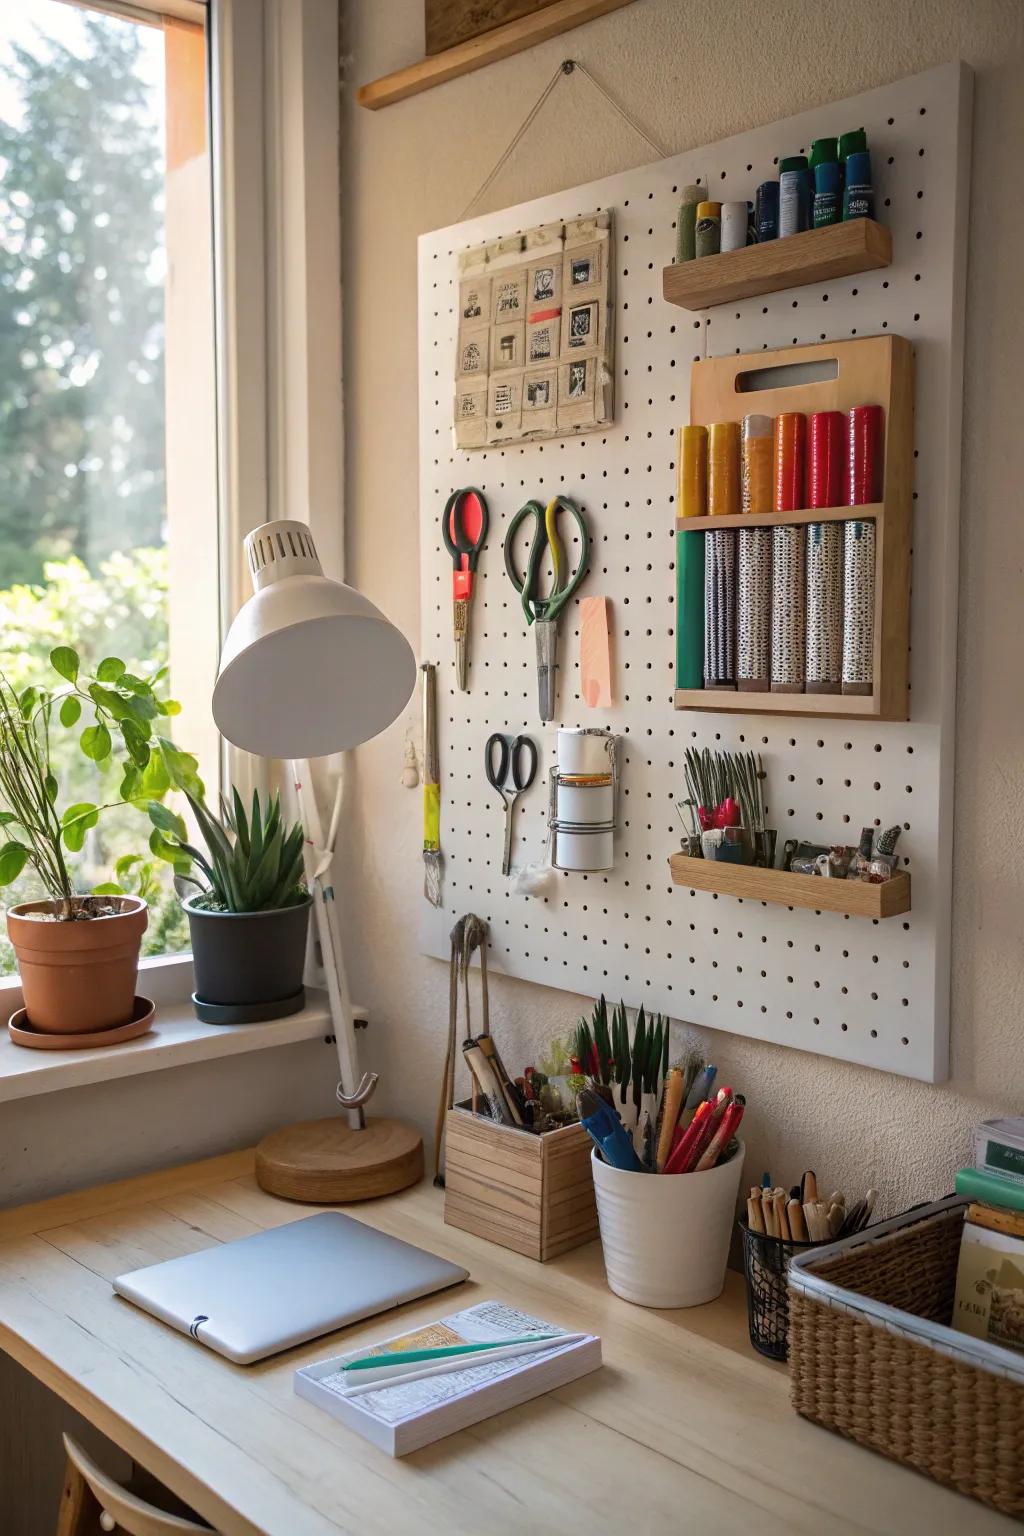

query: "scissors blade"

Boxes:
[501, 797, 515, 876]
[453, 597, 469, 691]
[534, 620, 558, 724]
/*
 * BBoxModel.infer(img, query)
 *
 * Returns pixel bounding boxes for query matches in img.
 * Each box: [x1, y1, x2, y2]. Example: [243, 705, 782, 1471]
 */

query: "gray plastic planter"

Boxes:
[184, 894, 312, 1022]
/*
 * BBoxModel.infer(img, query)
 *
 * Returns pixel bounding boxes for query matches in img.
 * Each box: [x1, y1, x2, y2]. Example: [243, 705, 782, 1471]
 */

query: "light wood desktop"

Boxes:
[0, 1151, 1014, 1536]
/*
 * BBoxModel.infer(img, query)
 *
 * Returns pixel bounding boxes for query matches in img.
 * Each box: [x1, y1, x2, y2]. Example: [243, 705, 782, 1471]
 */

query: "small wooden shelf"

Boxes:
[663, 219, 891, 311]
[673, 688, 882, 718]
[676, 502, 881, 534]
[668, 853, 911, 918]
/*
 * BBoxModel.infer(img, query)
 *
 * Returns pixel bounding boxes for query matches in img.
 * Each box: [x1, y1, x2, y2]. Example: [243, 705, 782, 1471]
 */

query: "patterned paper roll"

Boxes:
[704, 529, 736, 688]
[741, 414, 772, 515]
[707, 421, 740, 517]
[737, 526, 772, 691]
[773, 413, 806, 513]
[805, 522, 843, 693]
[842, 519, 876, 694]
[847, 404, 884, 505]
[678, 425, 708, 519]
[675, 528, 704, 689]
[807, 410, 844, 509]
[771, 524, 806, 692]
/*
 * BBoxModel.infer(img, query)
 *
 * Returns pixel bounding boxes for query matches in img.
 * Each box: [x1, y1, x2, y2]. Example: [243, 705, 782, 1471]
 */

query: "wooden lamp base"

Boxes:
[255, 1116, 424, 1203]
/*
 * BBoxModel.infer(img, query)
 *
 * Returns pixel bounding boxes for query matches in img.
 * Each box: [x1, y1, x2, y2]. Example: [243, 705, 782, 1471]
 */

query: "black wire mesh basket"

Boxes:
[740, 1221, 821, 1361]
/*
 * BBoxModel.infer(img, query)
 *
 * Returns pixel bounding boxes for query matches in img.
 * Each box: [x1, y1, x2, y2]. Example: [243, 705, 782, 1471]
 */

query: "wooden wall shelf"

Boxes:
[676, 502, 881, 534]
[663, 219, 891, 311]
[675, 335, 913, 721]
[668, 854, 911, 918]
[357, 0, 638, 109]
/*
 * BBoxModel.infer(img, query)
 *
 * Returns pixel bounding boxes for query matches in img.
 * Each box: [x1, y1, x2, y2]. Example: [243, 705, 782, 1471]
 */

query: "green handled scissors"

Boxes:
[503, 495, 590, 723]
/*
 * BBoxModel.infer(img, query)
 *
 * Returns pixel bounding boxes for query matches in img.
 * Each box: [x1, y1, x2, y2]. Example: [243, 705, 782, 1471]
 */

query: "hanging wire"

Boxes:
[459, 59, 669, 220]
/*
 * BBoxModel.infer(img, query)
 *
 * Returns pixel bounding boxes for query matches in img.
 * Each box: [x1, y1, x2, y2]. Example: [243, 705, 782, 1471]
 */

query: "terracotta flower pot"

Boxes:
[6, 895, 148, 1034]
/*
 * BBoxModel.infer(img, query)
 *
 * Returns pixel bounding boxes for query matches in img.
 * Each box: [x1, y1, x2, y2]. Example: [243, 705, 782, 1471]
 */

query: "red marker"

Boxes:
[694, 1097, 745, 1171]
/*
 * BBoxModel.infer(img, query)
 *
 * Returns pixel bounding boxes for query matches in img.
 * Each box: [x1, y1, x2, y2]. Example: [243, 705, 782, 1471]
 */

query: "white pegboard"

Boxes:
[417, 63, 971, 1084]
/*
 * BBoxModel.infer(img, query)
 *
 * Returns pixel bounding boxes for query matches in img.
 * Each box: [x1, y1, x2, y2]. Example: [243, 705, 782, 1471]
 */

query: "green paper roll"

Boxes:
[675, 184, 702, 264]
[675, 528, 704, 688]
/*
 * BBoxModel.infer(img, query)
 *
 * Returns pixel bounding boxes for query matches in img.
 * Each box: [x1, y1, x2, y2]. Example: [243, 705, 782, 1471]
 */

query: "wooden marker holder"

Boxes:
[443, 1104, 599, 1262]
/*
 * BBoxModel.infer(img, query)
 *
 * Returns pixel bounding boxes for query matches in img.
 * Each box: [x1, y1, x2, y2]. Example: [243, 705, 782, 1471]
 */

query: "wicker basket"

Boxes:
[788, 1196, 1024, 1520]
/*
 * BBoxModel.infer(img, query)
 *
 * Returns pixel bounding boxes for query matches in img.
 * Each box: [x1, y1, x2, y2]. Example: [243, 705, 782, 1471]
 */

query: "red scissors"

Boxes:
[442, 488, 489, 691]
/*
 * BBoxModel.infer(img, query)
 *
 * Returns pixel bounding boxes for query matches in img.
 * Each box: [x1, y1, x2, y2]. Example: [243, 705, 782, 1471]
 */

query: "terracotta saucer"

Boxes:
[7, 996, 156, 1050]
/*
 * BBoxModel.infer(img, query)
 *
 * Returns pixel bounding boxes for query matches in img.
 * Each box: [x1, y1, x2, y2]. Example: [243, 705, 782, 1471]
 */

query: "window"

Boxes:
[0, 0, 219, 972]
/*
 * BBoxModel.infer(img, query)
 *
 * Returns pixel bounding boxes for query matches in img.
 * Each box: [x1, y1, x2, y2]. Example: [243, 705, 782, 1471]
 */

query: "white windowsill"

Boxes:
[0, 980, 366, 1103]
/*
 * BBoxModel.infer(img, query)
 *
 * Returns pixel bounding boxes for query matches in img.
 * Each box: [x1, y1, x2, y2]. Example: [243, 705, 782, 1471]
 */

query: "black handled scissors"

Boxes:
[442, 488, 488, 691]
[503, 496, 590, 723]
[485, 733, 538, 876]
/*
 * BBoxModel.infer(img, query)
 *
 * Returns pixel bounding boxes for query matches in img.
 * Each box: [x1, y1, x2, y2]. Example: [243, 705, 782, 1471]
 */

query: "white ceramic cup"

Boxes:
[591, 1142, 745, 1307]
[556, 776, 614, 826]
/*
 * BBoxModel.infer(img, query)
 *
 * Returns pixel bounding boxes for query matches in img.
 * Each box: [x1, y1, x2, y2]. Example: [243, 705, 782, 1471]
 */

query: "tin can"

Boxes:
[694, 201, 721, 259]
[720, 200, 749, 253]
[779, 156, 810, 236]
[556, 774, 614, 827]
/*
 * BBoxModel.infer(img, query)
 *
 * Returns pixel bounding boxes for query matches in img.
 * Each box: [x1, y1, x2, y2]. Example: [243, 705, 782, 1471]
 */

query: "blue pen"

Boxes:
[577, 1088, 644, 1173]
[684, 1063, 717, 1111]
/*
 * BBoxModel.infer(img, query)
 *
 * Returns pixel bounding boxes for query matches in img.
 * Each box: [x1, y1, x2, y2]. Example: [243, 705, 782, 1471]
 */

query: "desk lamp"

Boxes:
[213, 520, 422, 1201]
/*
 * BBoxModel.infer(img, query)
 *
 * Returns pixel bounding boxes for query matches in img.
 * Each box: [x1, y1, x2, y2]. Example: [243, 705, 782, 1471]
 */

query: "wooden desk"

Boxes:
[0, 1151, 1013, 1536]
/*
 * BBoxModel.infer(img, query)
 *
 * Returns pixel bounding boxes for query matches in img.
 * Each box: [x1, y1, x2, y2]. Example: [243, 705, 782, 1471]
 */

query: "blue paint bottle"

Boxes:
[843, 150, 874, 220]
[755, 180, 779, 242]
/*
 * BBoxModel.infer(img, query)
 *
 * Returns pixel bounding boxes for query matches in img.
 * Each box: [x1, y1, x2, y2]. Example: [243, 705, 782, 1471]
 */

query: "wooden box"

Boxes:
[675, 334, 913, 720]
[443, 1105, 599, 1262]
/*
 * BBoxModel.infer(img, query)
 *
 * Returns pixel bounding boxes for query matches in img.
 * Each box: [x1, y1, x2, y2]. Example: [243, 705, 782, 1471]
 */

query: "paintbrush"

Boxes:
[421, 662, 442, 906]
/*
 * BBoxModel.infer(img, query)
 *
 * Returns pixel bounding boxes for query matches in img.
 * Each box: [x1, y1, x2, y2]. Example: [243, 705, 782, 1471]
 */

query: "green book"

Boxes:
[956, 1167, 1024, 1214]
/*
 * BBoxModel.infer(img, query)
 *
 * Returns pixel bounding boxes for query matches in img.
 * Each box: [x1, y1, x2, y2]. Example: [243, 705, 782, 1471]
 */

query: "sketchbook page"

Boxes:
[314, 1301, 576, 1428]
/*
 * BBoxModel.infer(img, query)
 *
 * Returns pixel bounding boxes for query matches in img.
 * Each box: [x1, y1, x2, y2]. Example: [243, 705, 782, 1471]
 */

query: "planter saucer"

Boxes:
[192, 987, 306, 1026]
[8, 995, 156, 1051]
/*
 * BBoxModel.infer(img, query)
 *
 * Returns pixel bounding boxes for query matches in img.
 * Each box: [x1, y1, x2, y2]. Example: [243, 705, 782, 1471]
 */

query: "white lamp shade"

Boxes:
[213, 520, 416, 758]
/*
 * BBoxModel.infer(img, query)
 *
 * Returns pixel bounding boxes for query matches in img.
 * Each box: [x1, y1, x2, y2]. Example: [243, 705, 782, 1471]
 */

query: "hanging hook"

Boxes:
[561, 59, 575, 74]
[336, 1071, 379, 1130]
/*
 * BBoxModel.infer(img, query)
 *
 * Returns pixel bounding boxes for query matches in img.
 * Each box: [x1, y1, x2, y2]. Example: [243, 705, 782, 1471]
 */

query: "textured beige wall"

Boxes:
[340, 0, 1024, 1213]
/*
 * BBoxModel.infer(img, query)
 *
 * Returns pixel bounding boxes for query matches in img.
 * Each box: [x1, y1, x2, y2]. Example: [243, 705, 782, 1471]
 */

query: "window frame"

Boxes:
[0, 0, 344, 1008]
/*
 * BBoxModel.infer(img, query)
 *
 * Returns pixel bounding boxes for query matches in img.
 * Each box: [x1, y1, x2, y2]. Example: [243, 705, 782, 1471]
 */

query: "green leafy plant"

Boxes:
[150, 788, 307, 914]
[0, 647, 201, 918]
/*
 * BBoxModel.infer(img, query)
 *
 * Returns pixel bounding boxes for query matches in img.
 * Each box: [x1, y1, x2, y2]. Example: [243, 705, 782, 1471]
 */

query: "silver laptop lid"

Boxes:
[114, 1211, 469, 1364]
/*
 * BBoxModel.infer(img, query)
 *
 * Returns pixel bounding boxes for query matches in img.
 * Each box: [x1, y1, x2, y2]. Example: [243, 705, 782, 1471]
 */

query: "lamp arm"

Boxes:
[289, 758, 365, 1131]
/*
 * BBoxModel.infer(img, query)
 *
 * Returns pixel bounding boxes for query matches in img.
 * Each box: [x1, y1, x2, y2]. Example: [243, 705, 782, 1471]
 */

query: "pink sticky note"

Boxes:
[580, 596, 612, 708]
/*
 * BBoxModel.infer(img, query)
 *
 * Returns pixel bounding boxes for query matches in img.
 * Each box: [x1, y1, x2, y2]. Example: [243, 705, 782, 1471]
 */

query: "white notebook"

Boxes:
[294, 1299, 602, 1456]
